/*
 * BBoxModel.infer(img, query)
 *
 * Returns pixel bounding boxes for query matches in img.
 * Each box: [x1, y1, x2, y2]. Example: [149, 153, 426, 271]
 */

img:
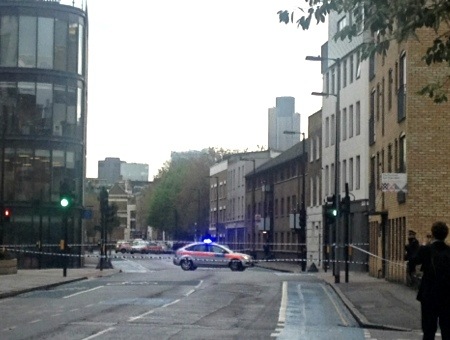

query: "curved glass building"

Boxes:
[0, 0, 88, 268]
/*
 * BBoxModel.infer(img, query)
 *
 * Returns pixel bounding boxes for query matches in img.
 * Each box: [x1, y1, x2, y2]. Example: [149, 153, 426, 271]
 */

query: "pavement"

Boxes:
[0, 258, 421, 333]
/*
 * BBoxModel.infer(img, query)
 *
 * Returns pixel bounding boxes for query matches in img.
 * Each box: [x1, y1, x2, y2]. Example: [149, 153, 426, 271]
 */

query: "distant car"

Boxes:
[130, 240, 150, 254]
[115, 240, 132, 254]
[173, 240, 254, 271]
[146, 241, 165, 254]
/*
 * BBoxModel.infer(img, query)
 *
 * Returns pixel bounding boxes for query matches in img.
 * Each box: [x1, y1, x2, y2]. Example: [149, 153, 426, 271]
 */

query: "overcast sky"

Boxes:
[72, 0, 328, 179]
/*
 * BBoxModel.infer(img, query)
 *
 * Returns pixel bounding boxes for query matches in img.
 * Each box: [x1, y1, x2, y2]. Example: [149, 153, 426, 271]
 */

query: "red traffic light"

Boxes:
[4, 208, 11, 221]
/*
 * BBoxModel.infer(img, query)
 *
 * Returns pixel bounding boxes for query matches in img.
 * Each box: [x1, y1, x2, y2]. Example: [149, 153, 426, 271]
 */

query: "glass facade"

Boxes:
[0, 1, 87, 269]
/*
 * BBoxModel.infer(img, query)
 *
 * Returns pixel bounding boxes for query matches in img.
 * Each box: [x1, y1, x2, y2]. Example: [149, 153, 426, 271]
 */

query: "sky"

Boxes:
[67, 0, 328, 180]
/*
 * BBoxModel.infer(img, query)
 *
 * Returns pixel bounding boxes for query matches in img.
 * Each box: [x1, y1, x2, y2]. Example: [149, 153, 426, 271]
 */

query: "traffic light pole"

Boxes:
[344, 183, 350, 283]
[62, 212, 68, 277]
[334, 58, 341, 284]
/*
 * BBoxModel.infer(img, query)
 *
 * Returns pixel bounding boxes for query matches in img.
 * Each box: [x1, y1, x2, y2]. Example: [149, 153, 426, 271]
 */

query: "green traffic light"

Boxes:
[332, 209, 337, 216]
[60, 197, 70, 208]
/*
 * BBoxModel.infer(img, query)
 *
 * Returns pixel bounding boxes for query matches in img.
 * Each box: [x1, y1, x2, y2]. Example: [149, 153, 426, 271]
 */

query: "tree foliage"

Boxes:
[147, 151, 213, 240]
[278, 0, 450, 102]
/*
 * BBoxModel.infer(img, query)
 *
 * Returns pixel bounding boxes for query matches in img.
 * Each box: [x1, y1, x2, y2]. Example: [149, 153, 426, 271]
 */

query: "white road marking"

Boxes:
[81, 327, 115, 340]
[63, 286, 103, 299]
[128, 309, 155, 322]
[271, 281, 287, 337]
[29, 319, 41, 324]
[321, 283, 349, 326]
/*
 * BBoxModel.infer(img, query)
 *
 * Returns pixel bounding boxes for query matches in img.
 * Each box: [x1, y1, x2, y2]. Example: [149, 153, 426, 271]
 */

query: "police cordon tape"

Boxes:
[1, 245, 400, 267]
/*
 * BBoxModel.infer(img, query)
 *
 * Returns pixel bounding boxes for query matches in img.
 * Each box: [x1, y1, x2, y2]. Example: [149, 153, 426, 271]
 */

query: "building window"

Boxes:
[388, 68, 393, 110]
[398, 52, 407, 121]
[337, 16, 347, 32]
[19, 16, 37, 68]
[399, 134, 406, 172]
[356, 50, 361, 79]
[342, 107, 347, 140]
[325, 165, 329, 196]
[331, 163, 335, 194]
[349, 104, 354, 138]
[349, 158, 354, 191]
[0, 14, 84, 75]
[316, 136, 320, 160]
[0, 16, 18, 66]
[37, 17, 54, 69]
[355, 101, 361, 135]
[316, 175, 320, 206]
[343, 58, 347, 88]
[387, 144, 393, 172]
[342, 159, 347, 191]
[356, 156, 361, 190]
[349, 54, 354, 83]
[370, 90, 376, 144]
[331, 68, 336, 95]
[331, 114, 335, 146]
[326, 72, 330, 95]
[325, 117, 330, 147]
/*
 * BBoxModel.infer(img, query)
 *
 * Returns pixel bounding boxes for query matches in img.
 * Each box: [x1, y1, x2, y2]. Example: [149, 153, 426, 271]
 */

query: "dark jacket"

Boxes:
[412, 240, 450, 305]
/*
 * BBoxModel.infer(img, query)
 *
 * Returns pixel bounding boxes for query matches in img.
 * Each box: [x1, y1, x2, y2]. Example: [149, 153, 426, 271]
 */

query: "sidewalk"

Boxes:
[0, 266, 120, 299]
[255, 260, 421, 331]
[0, 260, 421, 332]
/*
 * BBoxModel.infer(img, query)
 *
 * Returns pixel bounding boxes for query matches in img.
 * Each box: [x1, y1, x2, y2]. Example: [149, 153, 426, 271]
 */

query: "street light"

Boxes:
[214, 176, 219, 243]
[307, 54, 341, 283]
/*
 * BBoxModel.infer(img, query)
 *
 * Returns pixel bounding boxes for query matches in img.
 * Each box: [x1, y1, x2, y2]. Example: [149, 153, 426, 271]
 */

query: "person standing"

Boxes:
[405, 230, 420, 286]
[412, 221, 450, 340]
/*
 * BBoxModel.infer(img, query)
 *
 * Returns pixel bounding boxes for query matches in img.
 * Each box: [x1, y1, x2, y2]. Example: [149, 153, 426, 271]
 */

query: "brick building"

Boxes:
[368, 27, 450, 282]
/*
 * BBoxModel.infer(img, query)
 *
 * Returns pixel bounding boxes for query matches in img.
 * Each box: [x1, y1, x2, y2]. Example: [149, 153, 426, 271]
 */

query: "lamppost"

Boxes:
[214, 176, 219, 243]
[284, 131, 307, 271]
[306, 55, 341, 283]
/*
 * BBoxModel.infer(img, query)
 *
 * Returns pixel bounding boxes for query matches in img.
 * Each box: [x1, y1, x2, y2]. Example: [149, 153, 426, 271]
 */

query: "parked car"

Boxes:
[146, 241, 165, 254]
[130, 240, 150, 254]
[173, 240, 254, 271]
[115, 240, 132, 254]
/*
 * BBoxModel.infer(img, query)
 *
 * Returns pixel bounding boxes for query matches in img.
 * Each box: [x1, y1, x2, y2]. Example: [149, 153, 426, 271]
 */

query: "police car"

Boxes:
[173, 239, 254, 271]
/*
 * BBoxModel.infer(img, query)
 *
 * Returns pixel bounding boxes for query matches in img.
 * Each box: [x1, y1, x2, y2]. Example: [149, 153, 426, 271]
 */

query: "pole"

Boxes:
[62, 213, 68, 277]
[334, 58, 341, 283]
[0, 111, 6, 245]
[301, 133, 307, 271]
[344, 183, 350, 283]
[215, 176, 219, 243]
[98, 187, 108, 271]
[251, 160, 256, 257]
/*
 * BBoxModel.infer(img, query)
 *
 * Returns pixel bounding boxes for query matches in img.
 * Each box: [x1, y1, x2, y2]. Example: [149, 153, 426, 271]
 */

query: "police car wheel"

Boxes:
[181, 259, 193, 271]
[230, 259, 242, 271]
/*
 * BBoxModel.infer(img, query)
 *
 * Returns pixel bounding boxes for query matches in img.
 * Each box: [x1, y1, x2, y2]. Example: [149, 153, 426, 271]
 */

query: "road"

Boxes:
[0, 256, 424, 339]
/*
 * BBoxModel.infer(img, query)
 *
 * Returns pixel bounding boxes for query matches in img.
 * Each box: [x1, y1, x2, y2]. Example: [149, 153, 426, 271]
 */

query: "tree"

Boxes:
[147, 153, 211, 240]
[278, 0, 450, 102]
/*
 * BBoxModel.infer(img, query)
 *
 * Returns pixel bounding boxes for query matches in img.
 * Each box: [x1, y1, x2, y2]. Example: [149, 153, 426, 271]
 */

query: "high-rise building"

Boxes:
[98, 158, 123, 185]
[268, 96, 301, 151]
[0, 0, 88, 268]
[121, 163, 149, 182]
[98, 158, 149, 184]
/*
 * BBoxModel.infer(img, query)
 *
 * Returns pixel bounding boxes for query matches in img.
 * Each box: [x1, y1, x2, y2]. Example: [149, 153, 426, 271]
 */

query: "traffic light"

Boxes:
[324, 195, 337, 224]
[3, 208, 11, 222]
[60, 181, 72, 209]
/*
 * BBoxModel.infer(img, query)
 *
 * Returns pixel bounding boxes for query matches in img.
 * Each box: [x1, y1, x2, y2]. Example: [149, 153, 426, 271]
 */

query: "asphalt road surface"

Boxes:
[0, 256, 424, 339]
